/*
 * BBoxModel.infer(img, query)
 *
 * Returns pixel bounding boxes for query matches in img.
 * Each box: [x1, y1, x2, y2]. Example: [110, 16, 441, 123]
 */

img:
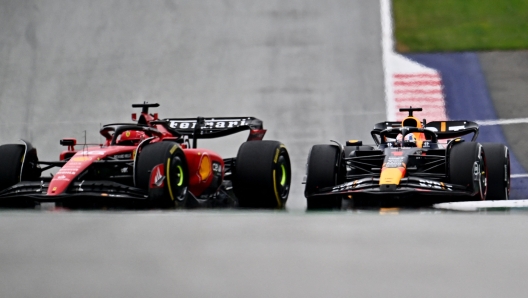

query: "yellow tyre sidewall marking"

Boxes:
[272, 146, 287, 208]
[166, 157, 175, 201]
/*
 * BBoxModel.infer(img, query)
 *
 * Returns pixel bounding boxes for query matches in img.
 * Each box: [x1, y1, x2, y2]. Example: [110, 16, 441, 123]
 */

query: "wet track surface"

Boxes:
[1, 0, 528, 297]
[1, 209, 528, 298]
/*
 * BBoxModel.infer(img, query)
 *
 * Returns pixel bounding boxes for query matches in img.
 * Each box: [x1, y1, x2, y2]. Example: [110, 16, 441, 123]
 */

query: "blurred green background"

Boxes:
[393, 0, 528, 52]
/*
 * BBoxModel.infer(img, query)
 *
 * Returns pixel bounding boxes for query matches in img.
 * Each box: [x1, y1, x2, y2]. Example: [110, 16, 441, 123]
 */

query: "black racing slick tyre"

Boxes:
[0, 144, 26, 191]
[136, 142, 189, 208]
[0, 143, 40, 192]
[305, 144, 342, 210]
[482, 143, 510, 200]
[449, 142, 487, 200]
[233, 140, 291, 209]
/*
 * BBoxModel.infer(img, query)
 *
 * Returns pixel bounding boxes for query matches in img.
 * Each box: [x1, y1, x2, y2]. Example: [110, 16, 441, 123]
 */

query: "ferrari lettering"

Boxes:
[168, 119, 247, 130]
[169, 121, 197, 129]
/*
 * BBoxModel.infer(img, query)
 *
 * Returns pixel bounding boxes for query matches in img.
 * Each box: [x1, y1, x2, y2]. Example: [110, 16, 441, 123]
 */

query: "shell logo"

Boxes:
[198, 155, 212, 181]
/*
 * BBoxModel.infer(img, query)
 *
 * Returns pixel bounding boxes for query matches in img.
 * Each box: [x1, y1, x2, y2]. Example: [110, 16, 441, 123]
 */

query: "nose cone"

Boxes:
[379, 167, 405, 187]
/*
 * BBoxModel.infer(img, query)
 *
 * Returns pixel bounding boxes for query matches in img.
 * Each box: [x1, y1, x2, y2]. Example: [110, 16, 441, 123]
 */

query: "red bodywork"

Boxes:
[51, 107, 246, 199]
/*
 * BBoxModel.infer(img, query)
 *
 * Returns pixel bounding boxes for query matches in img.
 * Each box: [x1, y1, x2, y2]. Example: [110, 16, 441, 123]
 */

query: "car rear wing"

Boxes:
[370, 120, 480, 144]
[424, 120, 479, 141]
[155, 117, 267, 147]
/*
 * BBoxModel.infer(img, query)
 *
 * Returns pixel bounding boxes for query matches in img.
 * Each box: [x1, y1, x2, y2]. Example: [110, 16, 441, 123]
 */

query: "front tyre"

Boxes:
[449, 142, 487, 200]
[136, 142, 189, 208]
[482, 143, 510, 200]
[233, 140, 291, 209]
[0, 144, 40, 191]
[304, 144, 342, 210]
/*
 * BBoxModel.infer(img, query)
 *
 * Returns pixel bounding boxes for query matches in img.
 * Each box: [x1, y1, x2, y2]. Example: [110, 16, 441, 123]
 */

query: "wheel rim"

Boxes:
[275, 155, 290, 199]
[168, 156, 187, 202]
[280, 164, 287, 186]
[478, 147, 487, 200]
[505, 148, 511, 200]
[176, 165, 184, 187]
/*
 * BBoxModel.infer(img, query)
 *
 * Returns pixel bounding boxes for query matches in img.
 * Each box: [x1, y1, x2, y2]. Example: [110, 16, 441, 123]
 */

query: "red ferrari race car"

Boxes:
[304, 107, 510, 209]
[0, 103, 291, 209]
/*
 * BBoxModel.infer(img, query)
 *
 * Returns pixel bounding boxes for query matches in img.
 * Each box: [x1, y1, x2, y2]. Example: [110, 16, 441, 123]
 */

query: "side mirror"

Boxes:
[60, 138, 77, 151]
[60, 138, 77, 146]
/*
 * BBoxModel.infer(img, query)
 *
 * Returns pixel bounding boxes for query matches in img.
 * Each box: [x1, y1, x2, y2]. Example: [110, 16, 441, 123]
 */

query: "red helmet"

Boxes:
[117, 130, 146, 146]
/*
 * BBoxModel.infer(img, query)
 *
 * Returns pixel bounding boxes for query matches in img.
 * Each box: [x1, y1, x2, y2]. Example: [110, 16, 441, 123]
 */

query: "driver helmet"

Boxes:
[117, 130, 146, 146]
[396, 133, 416, 145]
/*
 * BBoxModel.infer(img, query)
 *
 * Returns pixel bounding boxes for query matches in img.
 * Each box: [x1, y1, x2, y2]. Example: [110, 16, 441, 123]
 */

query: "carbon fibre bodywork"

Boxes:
[0, 103, 290, 209]
[304, 107, 508, 208]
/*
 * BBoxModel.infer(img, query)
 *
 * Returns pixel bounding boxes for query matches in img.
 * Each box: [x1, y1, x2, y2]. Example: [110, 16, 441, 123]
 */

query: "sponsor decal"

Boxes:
[125, 131, 131, 137]
[79, 150, 106, 156]
[154, 167, 164, 187]
[332, 180, 359, 192]
[212, 162, 222, 175]
[385, 157, 404, 168]
[150, 164, 165, 188]
[168, 119, 247, 130]
[419, 179, 452, 191]
[72, 156, 93, 162]
[55, 175, 71, 181]
[57, 171, 77, 175]
[449, 125, 465, 131]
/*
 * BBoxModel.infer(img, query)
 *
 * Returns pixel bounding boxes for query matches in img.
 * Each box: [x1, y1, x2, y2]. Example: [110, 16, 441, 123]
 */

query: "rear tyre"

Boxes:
[0, 144, 26, 191]
[305, 145, 342, 210]
[136, 142, 189, 208]
[449, 142, 487, 200]
[482, 143, 510, 200]
[233, 140, 291, 209]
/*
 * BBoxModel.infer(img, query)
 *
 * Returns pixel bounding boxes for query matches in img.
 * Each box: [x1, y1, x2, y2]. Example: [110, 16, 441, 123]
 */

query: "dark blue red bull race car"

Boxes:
[304, 107, 510, 209]
[0, 103, 291, 209]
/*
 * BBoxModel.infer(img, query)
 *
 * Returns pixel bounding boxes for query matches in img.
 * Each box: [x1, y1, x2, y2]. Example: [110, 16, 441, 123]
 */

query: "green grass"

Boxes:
[393, 0, 528, 52]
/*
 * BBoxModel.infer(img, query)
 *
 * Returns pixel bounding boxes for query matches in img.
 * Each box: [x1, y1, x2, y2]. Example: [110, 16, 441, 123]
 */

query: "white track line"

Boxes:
[380, 0, 394, 121]
[434, 200, 528, 211]
[512, 174, 528, 178]
[476, 118, 528, 126]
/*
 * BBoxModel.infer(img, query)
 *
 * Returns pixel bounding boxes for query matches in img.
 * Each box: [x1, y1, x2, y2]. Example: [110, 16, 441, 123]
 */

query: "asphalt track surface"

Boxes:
[1, 1, 528, 297]
[0, 210, 527, 298]
[0, 0, 385, 209]
[480, 51, 528, 172]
